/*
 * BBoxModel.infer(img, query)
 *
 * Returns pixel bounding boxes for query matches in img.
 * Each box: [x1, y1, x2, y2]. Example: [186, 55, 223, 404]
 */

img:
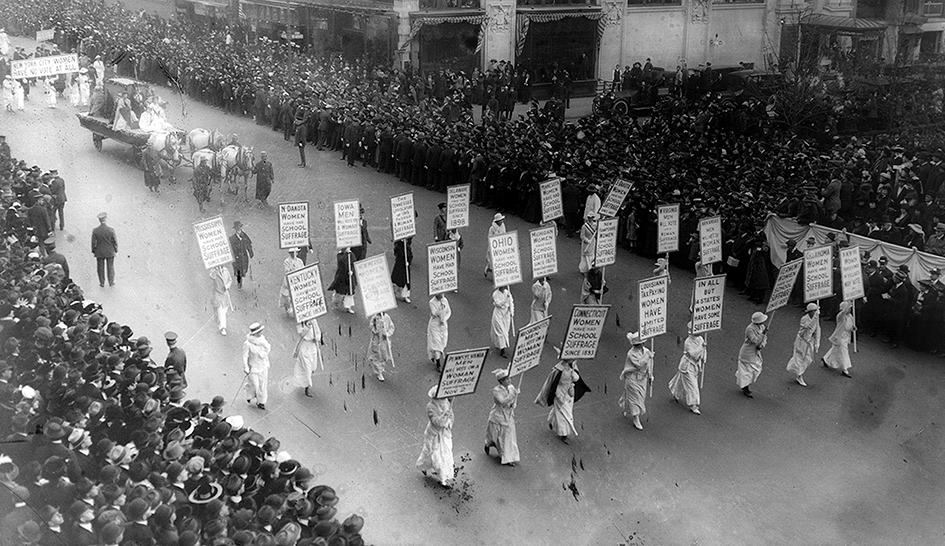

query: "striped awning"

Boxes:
[801, 14, 886, 32]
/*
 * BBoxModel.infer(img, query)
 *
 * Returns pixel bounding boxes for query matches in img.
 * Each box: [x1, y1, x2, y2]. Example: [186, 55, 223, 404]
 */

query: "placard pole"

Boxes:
[600, 266, 606, 304]
[403, 239, 410, 288]
[386, 336, 396, 368]
[346, 251, 353, 298]
[648, 337, 654, 398]
[852, 303, 858, 353]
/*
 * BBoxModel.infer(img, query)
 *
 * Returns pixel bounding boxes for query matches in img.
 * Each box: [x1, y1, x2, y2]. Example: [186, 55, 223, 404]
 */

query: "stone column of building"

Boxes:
[598, 0, 628, 80]
[394, 0, 419, 68]
[485, 0, 515, 63]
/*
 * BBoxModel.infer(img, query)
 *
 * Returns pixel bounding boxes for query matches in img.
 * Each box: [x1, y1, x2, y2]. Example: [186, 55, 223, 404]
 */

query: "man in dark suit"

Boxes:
[164, 331, 187, 388]
[293, 104, 310, 167]
[43, 236, 69, 279]
[27, 190, 51, 244]
[378, 125, 394, 173]
[883, 265, 916, 348]
[91, 212, 117, 287]
[229, 221, 253, 289]
[317, 106, 331, 150]
[396, 134, 413, 182]
[48, 169, 66, 230]
[424, 138, 441, 189]
[411, 137, 427, 187]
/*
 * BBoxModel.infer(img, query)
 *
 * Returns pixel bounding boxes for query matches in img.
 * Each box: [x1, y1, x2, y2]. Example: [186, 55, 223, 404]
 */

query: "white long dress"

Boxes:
[578, 221, 596, 273]
[280, 255, 304, 316]
[618, 346, 653, 418]
[669, 335, 706, 406]
[735, 323, 767, 388]
[368, 313, 395, 376]
[12, 80, 23, 111]
[78, 74, 90, 106]
[485, 384, 520, 464]
[416, 396, 454, 485]
[426, 296, 451, 360]
[786, 312, 821, 376]
[490, 289, 514, 349]
[823, 312, 854, 372]
[44, 78, 56, 107]
[530, 279, 552, 323]
[548, 362, 578, 437]
[293, 320, 323, 388]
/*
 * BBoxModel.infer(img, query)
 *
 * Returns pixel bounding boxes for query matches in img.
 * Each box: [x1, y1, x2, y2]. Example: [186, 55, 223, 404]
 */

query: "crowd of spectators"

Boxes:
[0, 142, 367, 544]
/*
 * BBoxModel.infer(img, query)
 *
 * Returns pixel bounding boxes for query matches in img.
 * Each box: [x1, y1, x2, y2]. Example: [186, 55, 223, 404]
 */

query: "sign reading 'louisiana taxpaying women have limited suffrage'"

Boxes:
[561, 304, 610, 359]
[839, 246, 865, 301]
[333, 200, 361, 249]
[594, 218, 619, 267]
[539, 178, 564, 224]
[286, 263, 328, 322]
[638, 276, 669, 340]
[353, 254, 397, 317]
[766, 259, 803, 313]
[691, 274, 726, 334]
[446, 184, 470, 230]
[389, 193, 416, 242]
[489, 231, 523, 287]
[699, 216, 723, 265]
[530, 225, 558, 279]
[436, 348, 490, 399]
[508, 317, 552, 377]
[193, 216, 233, 269]
[657, 204, 680, 254]
[804, 245, 834, 302]
[278, 202, 309, 249]
[427, 241, 458, 295]
[597, 178, 633, 219]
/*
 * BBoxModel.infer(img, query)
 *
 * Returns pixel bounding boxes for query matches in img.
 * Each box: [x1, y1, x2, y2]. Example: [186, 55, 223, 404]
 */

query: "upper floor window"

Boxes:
[419, 0, 481, 9]
[924, 0, 944, 15]
[517, 0, 599, 6]
[626, 0, 681, 6]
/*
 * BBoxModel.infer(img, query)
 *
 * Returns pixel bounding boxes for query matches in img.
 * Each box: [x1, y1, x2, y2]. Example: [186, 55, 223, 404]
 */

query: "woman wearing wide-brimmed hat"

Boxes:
[619, 332, 653, 430]
[736, 311, 768, 398]
[786, 303, 821, 387]
[416, 386, 454, 486]
[822, 300, 855, 378]
[484, 213, 505, 278]
[669, 322, 706, 414]
[484, 368, 520, 466]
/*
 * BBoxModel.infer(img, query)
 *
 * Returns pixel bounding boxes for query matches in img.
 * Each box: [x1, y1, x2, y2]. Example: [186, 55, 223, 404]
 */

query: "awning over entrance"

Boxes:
[801, 14, 886, 32]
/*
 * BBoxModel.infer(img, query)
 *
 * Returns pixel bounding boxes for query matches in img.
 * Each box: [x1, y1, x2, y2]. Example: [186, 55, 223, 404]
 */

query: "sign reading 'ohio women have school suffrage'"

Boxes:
[561, 305, 610, 359]
[446, 184, 470, 230]
[193, 216, 233, 269]
[539, 178, 564, 224]
[530, 225, 558, 279]
[638, 276, 669, 340]
[804, 245, 834, 302]
[766, 259, 803, 313]
[594, 218, 619, 267]
[840, 246, 865, 301]
[692, 274, 726, 334]
[490, 231, 523, 287]
[598, 178, 633, 219]
[278, 202, 309, 249]
[657, 204, 680, 254]
[390, 193, 416, 241]
[699, 216, 723, 265]
[287, 263, 328, 322]
[427, 241, 459, 295]
[334, 200, 362, 249]
[508, 317, 552, 377]
[436, 348, 490, 399]
[354, 255, 397, 317]
[11, 53, 79, 79]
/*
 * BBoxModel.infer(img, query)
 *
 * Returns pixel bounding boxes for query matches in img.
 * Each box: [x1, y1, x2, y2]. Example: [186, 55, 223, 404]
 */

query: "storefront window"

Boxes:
[517, 0, 599, 5]
[924, 0, 944, 15]
[518, 17, 597, 82]
[627, 0, 682, 5]
[419, 0, 481, 9]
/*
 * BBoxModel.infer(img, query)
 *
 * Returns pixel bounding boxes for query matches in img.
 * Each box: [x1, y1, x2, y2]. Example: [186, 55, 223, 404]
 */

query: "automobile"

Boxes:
[723, 69, 786, 98]
[593, 66, 671, 116]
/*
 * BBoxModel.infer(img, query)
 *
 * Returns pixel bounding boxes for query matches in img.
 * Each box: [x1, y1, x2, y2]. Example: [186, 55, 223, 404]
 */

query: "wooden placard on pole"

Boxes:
[193, 216, 234, 269]
[839, 246, 865, 301]
[435, 348, 490, 398]
[598, 178, 633, 219]
[530, 225, 558, 279]
[334, 200, 362, 249]
[698, 216, 723, 265]
[278, 202, 310, 249]
[803, 245, 834, 302]
[539, 178, 564, 224]
[691, 274, 726, 334]
[287, 263, 328, 322]
[446, 184, 470, 230]
[638, 275, 669, 340]
[427, 241, 459, 295]
[766, 259, 803, 313]
[489, 230, 523, 287]
[560, 304, 610, 359]
[657, 203, 680, 254]
[390, 193, 416, 242]
[594, 217, 619, 267]
[508, 317, 552, 377]
[353, 254, 397, 316]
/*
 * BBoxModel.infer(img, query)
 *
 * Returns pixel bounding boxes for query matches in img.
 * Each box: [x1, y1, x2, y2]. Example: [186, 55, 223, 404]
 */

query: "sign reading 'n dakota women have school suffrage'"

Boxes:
[638, 275, 669, 340]
[334, 200, 362, 249]
[489, 231, 523, 287]
[278, 202, 309, 249]
[530, 225, 558, 279]
[691, 274, 726, 334]
[287, 263, 328, 322]
[804, 246, 834, 302]
[436, 348, 490, 399]
[561, 305, 610, 359]
[427, 241, 459, 295]
[446, 184, 470, 230]
[193, 216, 233, 269]
[539, 178, 564, 224]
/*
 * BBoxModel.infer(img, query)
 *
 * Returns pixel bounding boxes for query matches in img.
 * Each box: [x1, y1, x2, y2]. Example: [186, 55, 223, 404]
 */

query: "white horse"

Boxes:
[144, 132, 182, 183]
[186, 128, 226, 155]
[218, 144, 254, 202]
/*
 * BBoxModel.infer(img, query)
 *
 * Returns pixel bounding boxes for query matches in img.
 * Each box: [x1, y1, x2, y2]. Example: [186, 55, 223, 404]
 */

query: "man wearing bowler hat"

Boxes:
[229, 220, 254, 289]
[91, 212, 117, 287]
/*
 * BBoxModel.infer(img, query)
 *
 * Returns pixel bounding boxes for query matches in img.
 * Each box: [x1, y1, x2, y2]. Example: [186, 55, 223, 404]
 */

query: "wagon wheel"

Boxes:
[613, 99, 630, 116]
[93, 134, 104, 152]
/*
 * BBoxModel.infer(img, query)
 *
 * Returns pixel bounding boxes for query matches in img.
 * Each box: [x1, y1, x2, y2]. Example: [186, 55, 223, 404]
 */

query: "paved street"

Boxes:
[6, 66, 945, 545]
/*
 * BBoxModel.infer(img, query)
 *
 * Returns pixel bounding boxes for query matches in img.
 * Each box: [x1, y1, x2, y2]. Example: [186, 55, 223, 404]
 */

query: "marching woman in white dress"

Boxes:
[490, 286, 514, 358]
[822, 300, 855, 378]
[279, 248, 304, 317]
[293, 318, 323, 398]
[669, 322, 706, 414]
[68, 76, 79, 107]
[484, 213, 505, 278]
[44, 77, 57, 108]
[417, 386, 454, 487]
[12, 78, 23, 111]
[530, 277, 552, 323]
[578, 214, 597, 274]
[619, 332, 654, 430]
[484, 369, 520, 466]
[78, 68, 91, 106]
[368, 311, 395, 382]
[426, 293, 451, 372]
[786, 303, 821, 387]
[536, 359, 581, 444]
[736, 311, 768, 398]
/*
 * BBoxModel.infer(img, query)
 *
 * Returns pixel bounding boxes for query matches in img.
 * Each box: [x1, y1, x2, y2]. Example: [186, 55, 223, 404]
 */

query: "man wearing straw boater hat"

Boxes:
[736, 311, 768, 398]
[242, 322, 271, 410]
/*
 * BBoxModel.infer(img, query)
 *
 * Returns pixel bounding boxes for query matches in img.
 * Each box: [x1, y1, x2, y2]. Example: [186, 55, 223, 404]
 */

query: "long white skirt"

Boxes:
[669, 369, 700, 407]
[618, 375, 648, 417]
[735, 357, 762, 388]
[786, 339, 816, 376]
[548, 395, 577, 437]
[427, 318, 448, 360]
[485, 420, 520, 464]
[490, 309, 511, 349]
[293, 340, 320, 388]
[823, 341, 851, 371]
[416, 425, 454, 485]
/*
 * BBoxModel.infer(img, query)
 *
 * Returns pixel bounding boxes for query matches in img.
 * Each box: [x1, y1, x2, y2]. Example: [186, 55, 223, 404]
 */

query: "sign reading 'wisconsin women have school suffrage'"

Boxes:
[427, 241, 459, 295]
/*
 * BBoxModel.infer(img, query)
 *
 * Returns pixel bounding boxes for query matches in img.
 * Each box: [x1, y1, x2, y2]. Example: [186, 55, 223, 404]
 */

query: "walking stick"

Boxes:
[346, 251, 354, 305]
[648, 337, 654, 398]
[230, 372, 249, 407]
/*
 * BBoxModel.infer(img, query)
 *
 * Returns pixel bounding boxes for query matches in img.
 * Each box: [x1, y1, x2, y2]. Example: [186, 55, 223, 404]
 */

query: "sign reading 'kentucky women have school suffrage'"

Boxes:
[638, 276, 669, 340]
[539, 178, 564, 224]
[490, 231, 523, 287]
[804, 246, 834, 302]
[436, 348, 490, 399]
[427, 241, 459, 295]
[334, 200, 361, 249]
[287, 263, 328, 322]
[278, 202, 309, 249]
[193, 216, 233, 269]
[561, 305, 610, 359]
[446, 184, 470, 230]
[691, 274, 726, 334]
[766, 259, 803, 313]
[530, 225, 558, 279]
[390, 193, 416, 241]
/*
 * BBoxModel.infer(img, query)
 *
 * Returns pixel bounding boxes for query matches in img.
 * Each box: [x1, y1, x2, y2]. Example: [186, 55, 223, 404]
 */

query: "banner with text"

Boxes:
[561, 304, 610, 359]
[334, 200, 362, 249]
[435, 348, 490, 399]
[354, 254, 397, 316]
[539, 178, 564, 224]
[530, 225, 558, 279]
[598, 178, 633, 218]
[36, 29, 55, 42]
[692, 274, 726, 334]
[766, 259, 803, 313]
[638, 275, 669, 340]
[490, 231, 523, 287]
[287, 263, 328, 322]
[594, 217, 619, 267]
[427, 241, 459, 295]
[657, 204, 680, 254]
[840, 246, 865, 301]
[446, 184, 470, 230]
[390, 193, 416, 241]
[508, 317, 552, 377]
[193, 216, 233, 269]
[699, 216, 723, 265]
[804, 246, 834, 302]
[11, 53, 79, 79]
[278, 202, 309, 249]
